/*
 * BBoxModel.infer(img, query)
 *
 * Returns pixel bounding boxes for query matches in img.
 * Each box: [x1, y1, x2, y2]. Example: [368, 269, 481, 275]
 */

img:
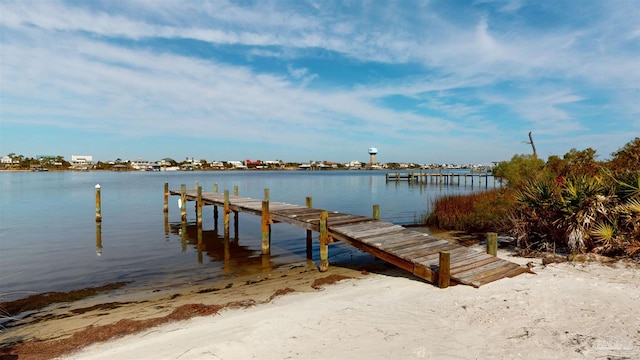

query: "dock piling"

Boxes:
[197, 186, 203, 227]
[223, 190, 230, 239]
[438, 251, 450, 288]
[95, 184, 102, 222]
[373, 204, 380, 220]
[180, 184, 187, 222]
[262, 200, 271, 254]
[163, 182, 169, 213]
[486, 232, 498, 256]
[319, 210, 329, 272]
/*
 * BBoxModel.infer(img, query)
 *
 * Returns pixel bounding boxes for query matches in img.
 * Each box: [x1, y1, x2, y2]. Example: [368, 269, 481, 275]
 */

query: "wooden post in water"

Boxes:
[438, 251, 450, 288]
[233, 186, 239, 239]
[306, 196, 313, 260]
[223, 190, 230, 239]
[163, 182, 169, 213]
[486, 232, 498, 256]
[319, 210, 329, 272]
[180, 184, 187, 222]
[373, 204, 380, 220]
[261, 200, 271, 254]
[213, 184, 219, 228]
[197, 186, 203, 227]
[95, 184, 102, 222]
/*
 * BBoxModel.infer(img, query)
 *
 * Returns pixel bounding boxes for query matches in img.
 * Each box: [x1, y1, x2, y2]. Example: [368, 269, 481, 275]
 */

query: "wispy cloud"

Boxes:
[1, 0, 638, 163]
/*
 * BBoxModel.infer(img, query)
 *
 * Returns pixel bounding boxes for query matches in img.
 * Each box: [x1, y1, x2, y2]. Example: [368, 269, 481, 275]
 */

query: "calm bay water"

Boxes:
[0, 170, 491, 301]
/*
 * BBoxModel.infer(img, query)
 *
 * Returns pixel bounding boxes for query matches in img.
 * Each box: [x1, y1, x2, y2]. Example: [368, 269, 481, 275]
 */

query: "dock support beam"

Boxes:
[319, 210, 329, 272]
[306, 196, 313, 260]
[163, 182, 169, 213]
[223, 190, 230, 239]
[438, 251, 450, 288]
[196, 186, 203, 227]
[373, 204, 380, 220]
[180, 184, 187, 222]
[262, 200, 271, 254]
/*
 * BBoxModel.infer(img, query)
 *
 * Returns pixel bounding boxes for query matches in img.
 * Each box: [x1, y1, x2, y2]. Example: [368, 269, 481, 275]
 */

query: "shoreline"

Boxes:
[2, 241, 639, 359]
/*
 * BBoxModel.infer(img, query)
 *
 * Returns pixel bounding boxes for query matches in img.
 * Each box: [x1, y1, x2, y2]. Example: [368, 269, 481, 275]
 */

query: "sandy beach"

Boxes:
[2, 244, 639, 360]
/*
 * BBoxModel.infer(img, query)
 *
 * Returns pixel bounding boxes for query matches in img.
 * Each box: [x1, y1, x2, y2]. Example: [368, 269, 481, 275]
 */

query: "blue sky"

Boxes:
[1, 0, 638, 164]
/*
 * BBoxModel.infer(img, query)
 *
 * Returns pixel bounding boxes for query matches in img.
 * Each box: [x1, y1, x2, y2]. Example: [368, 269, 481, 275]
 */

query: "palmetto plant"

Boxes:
[511, 178, 562, 250]
[511, 172, 640, 256]
[556, 175, 611, 253]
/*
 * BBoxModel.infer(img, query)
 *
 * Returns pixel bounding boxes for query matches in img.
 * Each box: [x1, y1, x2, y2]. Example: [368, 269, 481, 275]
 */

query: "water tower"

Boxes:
[368, 147, 378, 166]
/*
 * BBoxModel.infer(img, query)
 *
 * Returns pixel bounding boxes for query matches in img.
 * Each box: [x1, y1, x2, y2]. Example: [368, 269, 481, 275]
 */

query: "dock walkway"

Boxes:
[169, 189, 528, 287]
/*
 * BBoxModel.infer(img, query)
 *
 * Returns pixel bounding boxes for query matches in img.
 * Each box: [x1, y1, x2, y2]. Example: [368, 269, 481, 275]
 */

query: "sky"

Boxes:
[1, 0, 639, 165]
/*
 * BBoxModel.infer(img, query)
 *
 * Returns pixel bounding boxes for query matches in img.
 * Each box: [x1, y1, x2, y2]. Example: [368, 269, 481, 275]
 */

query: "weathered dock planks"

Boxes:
[169, 188, 529, 287]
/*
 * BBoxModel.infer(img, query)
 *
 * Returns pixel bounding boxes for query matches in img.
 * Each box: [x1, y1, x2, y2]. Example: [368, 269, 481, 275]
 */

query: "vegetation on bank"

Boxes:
[425, 137, 640, 258]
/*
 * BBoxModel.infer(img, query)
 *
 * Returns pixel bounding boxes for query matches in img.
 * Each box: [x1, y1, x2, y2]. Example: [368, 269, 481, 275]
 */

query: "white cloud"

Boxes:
[1, 0, 638, 163]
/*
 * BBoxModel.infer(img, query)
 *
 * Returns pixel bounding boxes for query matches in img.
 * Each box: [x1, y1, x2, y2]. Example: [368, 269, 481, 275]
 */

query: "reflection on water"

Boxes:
[169, 223, 261, 268]
[96, 222, 102, 256]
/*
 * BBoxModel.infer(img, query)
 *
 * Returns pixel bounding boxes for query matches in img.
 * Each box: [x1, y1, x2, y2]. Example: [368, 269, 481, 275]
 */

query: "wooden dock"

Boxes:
[386, 170, 498, 188]
[168, 186, 529, 288]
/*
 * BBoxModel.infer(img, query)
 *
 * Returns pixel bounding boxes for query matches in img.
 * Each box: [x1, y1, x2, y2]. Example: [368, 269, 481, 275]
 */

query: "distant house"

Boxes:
[226, 161, 247, 169]
[346, 160, 362, 169]
[1, 156, 12, 164]
[130, 158, 153, 171]
[71, 155, 93, 169]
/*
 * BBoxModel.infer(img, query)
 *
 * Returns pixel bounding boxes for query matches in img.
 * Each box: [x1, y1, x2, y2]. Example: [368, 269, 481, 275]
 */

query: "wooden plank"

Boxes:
[272, 207, 320, 216]
[345, 225, 406, 239]
[412, 246, 471, 265]
[408, 243, 462, 263]
[446, 250, 489, 267]
[450, 255, 502, 275]
[348, 228, 408, 245]
[375, 233, 434, 250]
[331, 220, 393, 233]
[472, 266, 530, 286]
[464, 263, 523, 286]
[455, 259, 513, 283]
[359, 228, 413, 244]
[376, 238, 426, 253]
[329, 217, 375, 227]
[386, 238, 453, 255]
[392, 240, 457, 257]
[326, 214, 368, 224]
[448, 250, 496, 267]
[365, 236, 423, 253]
[333, 223, 404, 238]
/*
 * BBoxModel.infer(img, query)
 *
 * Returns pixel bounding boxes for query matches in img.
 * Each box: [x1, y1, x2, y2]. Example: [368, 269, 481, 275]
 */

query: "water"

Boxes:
[0, 170, 492, 301]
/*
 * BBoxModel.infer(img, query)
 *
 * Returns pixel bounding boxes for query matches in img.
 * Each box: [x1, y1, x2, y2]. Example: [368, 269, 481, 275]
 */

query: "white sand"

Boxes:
[63, 254, 640, 360]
